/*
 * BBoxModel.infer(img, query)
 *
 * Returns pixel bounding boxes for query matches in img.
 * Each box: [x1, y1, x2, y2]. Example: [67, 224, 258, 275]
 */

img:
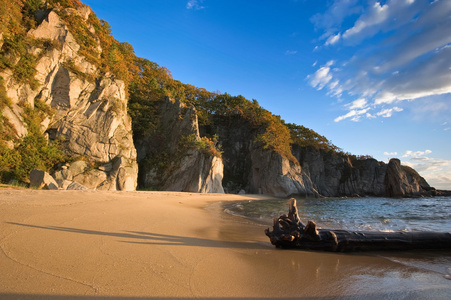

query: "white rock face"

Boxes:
[137, 98, 224, 193]
[1, 7, 138, 191]
[162, 149, 225, 193]
[249, 148, 317, 198]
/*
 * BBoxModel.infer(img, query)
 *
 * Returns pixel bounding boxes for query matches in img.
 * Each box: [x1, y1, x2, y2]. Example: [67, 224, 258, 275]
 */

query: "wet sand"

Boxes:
[0, 190, 450, 299]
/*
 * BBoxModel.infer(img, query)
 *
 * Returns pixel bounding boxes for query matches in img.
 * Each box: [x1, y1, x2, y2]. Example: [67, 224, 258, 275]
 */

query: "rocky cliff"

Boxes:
[1, 5, 137, 190]
[209, 116, 318, 197]
[0, 1, 439, 197]
[208, 115, 436, 198]
[135, 98, 224, 193]
[293, 146, 437, 198]
[384, 158, 434, 197]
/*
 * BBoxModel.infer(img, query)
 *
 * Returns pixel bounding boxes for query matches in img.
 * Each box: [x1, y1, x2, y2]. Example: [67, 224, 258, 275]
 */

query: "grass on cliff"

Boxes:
[0, 100, 66, 184]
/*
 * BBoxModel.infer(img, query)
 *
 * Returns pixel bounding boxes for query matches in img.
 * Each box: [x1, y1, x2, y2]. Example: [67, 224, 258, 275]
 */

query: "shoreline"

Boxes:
[0, 190, 450, 299]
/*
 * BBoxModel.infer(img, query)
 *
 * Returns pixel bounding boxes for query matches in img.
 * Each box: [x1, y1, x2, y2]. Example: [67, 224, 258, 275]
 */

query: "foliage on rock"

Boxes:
[0, 100, 66, 183]
[287, 123, 340, 153]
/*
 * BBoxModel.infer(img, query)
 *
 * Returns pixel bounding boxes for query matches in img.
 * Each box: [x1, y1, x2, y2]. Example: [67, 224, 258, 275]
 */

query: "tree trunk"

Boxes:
[265, 198, 451, 252]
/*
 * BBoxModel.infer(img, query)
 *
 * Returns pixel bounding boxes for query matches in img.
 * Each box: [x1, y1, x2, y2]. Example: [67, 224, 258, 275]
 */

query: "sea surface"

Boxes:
[224, 195, 451, 283]
[224, 195, 451, 232]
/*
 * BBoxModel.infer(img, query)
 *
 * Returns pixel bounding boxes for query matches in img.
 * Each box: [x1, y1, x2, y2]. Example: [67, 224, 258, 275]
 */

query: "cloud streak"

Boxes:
[186, 0, 205, 10]
[403, 155, 451, 190]
[310, 0, 451, 123]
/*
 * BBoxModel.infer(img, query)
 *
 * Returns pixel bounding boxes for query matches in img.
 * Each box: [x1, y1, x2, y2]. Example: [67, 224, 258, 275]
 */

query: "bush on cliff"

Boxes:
[0, 101, 66, 183]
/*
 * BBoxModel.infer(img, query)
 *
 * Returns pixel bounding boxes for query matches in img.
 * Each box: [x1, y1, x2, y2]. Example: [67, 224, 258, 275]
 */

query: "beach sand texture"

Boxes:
[0, 190, 450, 299]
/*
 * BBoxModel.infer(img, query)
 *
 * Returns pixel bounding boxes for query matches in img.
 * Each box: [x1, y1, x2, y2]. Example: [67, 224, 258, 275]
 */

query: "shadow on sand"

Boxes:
[6, 222, 267, 250]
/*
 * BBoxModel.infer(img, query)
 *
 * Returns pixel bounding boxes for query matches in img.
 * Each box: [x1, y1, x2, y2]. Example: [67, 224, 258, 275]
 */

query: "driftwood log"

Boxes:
[265, 198, 451, 252]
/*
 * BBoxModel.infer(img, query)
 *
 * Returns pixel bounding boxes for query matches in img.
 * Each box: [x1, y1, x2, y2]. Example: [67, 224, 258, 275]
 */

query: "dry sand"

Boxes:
[0, 189, 450, 299]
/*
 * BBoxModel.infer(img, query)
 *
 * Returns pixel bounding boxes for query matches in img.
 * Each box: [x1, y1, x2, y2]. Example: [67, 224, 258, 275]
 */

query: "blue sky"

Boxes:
[83, 0, 451, 190]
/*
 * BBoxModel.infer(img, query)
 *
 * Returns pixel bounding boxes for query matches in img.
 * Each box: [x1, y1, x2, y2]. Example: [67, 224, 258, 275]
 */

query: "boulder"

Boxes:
[110, 156, 138, 191]
[59, 180, 73, 190]
[68, 161, 89, 176]
[66, 181, 88, 190]
[73, 169, 107, 189]
[52, 157, 138, 191]
[29, 169, 58, 190]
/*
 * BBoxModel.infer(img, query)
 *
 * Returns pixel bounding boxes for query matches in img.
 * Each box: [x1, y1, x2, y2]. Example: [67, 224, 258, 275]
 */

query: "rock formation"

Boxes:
[1, 7, 138, 190]
[293, 146, 387, 197]
[211, 117, 318, 197]
[136, 98, 224, 193]
[293, 147, 437, 198]
[384, 158, 433, 197]
[29, 169, 58, 190]
[212, 116, 436, 198]
[248, 147, 317, 197]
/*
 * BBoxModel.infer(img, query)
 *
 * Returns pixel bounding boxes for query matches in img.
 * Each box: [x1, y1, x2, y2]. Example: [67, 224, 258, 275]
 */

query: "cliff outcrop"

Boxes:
[209, 112, 436, 197]
[293, 147, 437, 198]
[135, 98, 224, 193]
[1, 6, 137, 190]
[211, 116, 318, 197]
[384, 158, 434, 197]
[249, 147, 317, 197]
[293, 146, 387, 197]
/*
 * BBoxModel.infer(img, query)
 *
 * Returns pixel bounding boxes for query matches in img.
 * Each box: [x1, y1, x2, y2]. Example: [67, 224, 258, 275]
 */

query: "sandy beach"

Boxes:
[0, 189, 450, 299]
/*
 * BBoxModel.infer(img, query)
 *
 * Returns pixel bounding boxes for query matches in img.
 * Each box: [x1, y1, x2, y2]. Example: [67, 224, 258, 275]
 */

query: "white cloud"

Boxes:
[328, 80, 339, 90]
[325, 33, 341, 46]
[310, 0, 362, 42]
[347, 98, 367, 109]
[309, 0, 451, 123]
[334, 107, 370, 122]
[384, 152, 398, 156]
[376, 107, 403, 118]
[308, 60, 334, 90]
[342, 1, 389, 41]
[403, 156, 451, 190]
[186, 0, 205, 10]
[402, 149, 432, 158]
[285, 50, 298, 55]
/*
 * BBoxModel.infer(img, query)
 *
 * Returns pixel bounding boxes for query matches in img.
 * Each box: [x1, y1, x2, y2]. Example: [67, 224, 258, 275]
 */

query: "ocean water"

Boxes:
[223, 195, 451, 283]
[224, 196, 451, 232]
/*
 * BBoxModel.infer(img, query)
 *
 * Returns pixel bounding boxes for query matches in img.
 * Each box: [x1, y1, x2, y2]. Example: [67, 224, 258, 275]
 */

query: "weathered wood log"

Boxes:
[265, 198, 451, 252]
